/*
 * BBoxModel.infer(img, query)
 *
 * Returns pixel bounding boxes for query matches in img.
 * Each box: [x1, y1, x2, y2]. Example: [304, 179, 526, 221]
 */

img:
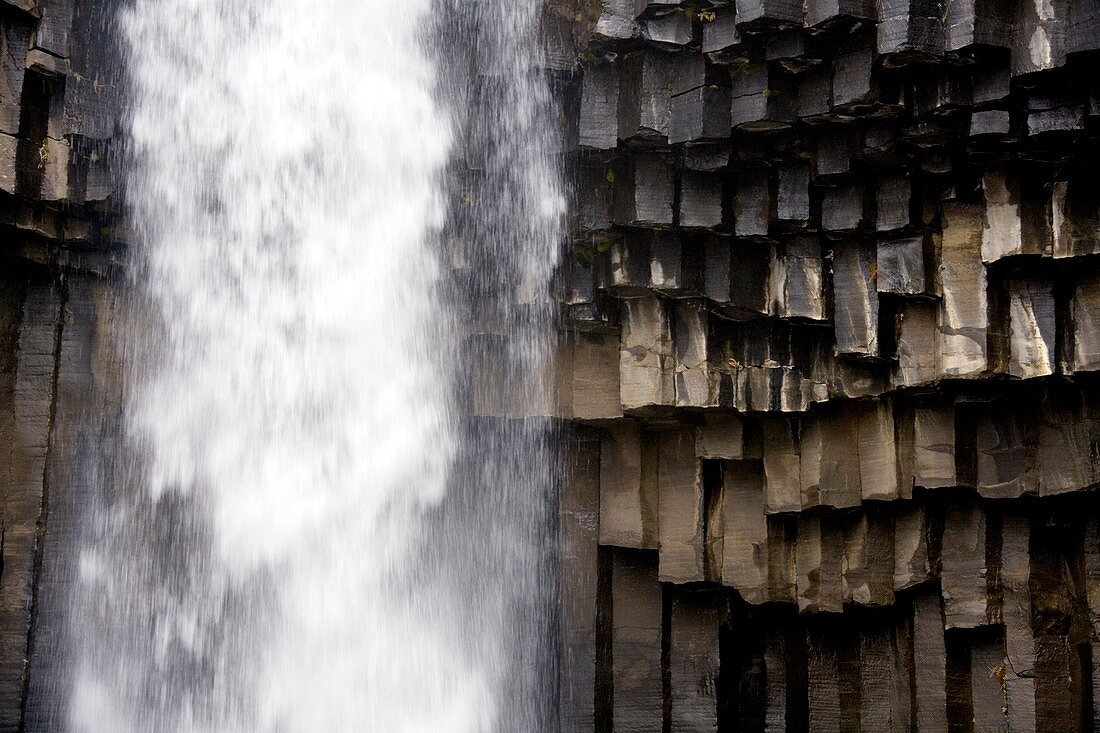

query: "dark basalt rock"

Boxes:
[559, 1, 1100, 731]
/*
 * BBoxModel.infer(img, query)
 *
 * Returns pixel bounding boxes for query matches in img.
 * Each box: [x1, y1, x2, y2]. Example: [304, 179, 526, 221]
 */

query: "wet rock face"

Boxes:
[0, 0, 122, 728]
[6, 0, 1100, 729]
[558, 1, 1100, 731]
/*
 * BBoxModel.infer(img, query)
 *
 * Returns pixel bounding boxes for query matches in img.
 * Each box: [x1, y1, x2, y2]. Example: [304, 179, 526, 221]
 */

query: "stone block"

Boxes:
[598, 0, 642, 40]
[895, 301, 939, 387]
[735, 0, 803, 29]
[561, 428, 601, 733]
[611, 550, 664, 731]
[797, 514, 844, 613]
[1001, 510, 1036, 733]
[769, 235, 825, 321]
[673, 300, 711, 407]
[599, 421, 659, 549]
[620, 295, 673, 411]
[877, 0, 946, 58]
[981, 171, 1026, 262]
[678, 170, 724, 230]
[806, 622, 843, 729]
[1012, 0, 1067, 76]
[668, 588, 723, 730]
[0, 285, 60, 729]
[572, 332, 623, 421]
[970, 631, 1010, 731]
[946, 0, 1013, 51]
[574, 157, 615, 233]
[615, 152, 675, 227]
[670, 86, 731, 144]
[832, 43, 877, 110]
[832, 239, 879, 358]
[732, 173, 771, 238]
[941, 494, 987, 628]
[800, 404, 862, 509]
[720, 460, 768, 604]
[805, 0, 874, 27]
[913, 404, 955, 489]
[730, 62, 795, 131]
[33, 0, 74, 58]
[1037, 392, 1099, 496]
[776, 162, 810, 225]
[843, 508, 895, 606]
[702, 8, 741, 54]
[912, 592, 949, 730]
[938, 202, 988, 377]
[38, 137, 70, 201]
[762, 417, 801, 513]
[768, 515, 798, 603]
[0, 132, 15, 194]
[617, 50, 674, 141]
[0, 16, 32, 135]
[578, 64, 619, 150]
[860, 619, 910, 731]
[1070, 272, 1100, 372]
[1004, 279, 1056, 379]
[981, 402, 1038, 499]
[858, 400, 900, 501]
[695, 414, 745, 460]
[875, 174, 912, 232]
[821, 184, 863, 232]
[876, 234, 926, 296]
[1052, 177, 1100, 259]
[658, 429, 705, 583]
[894, 501, 932, 590]
[641, 11, 693, 46]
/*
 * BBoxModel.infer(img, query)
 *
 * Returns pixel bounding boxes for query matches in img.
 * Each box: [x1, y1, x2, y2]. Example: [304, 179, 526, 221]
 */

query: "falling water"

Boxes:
[36, 0, 564, 730]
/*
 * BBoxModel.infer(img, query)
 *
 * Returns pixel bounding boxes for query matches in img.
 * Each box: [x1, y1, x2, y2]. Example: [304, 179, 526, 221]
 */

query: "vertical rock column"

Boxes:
[610, 549, 664, 732]
[668, 588, 722, 732]
[561, 427, 601, 733]
[0, 283, 60, 729]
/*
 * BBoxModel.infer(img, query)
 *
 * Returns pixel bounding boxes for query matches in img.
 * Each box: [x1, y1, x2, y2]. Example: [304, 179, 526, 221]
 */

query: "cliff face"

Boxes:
[2, 0, 1100, 731]
[0, 0, 120, 728]
[556, 1, 1100, 731]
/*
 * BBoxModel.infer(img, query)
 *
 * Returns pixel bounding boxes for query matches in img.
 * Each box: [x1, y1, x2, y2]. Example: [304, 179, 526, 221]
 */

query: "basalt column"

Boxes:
[555, 1, 1100, 731]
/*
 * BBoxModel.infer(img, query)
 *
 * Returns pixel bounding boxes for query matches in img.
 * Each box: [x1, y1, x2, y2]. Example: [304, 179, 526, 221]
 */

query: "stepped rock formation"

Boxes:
[553, 0, 1100, 731]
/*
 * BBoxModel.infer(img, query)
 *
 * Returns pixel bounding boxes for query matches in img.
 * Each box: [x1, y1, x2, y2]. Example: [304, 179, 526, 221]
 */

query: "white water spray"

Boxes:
[52, 0, 562, 730]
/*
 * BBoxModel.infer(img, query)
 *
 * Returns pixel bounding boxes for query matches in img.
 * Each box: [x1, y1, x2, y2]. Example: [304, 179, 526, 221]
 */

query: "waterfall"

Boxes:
[47, 0, 563, 730]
